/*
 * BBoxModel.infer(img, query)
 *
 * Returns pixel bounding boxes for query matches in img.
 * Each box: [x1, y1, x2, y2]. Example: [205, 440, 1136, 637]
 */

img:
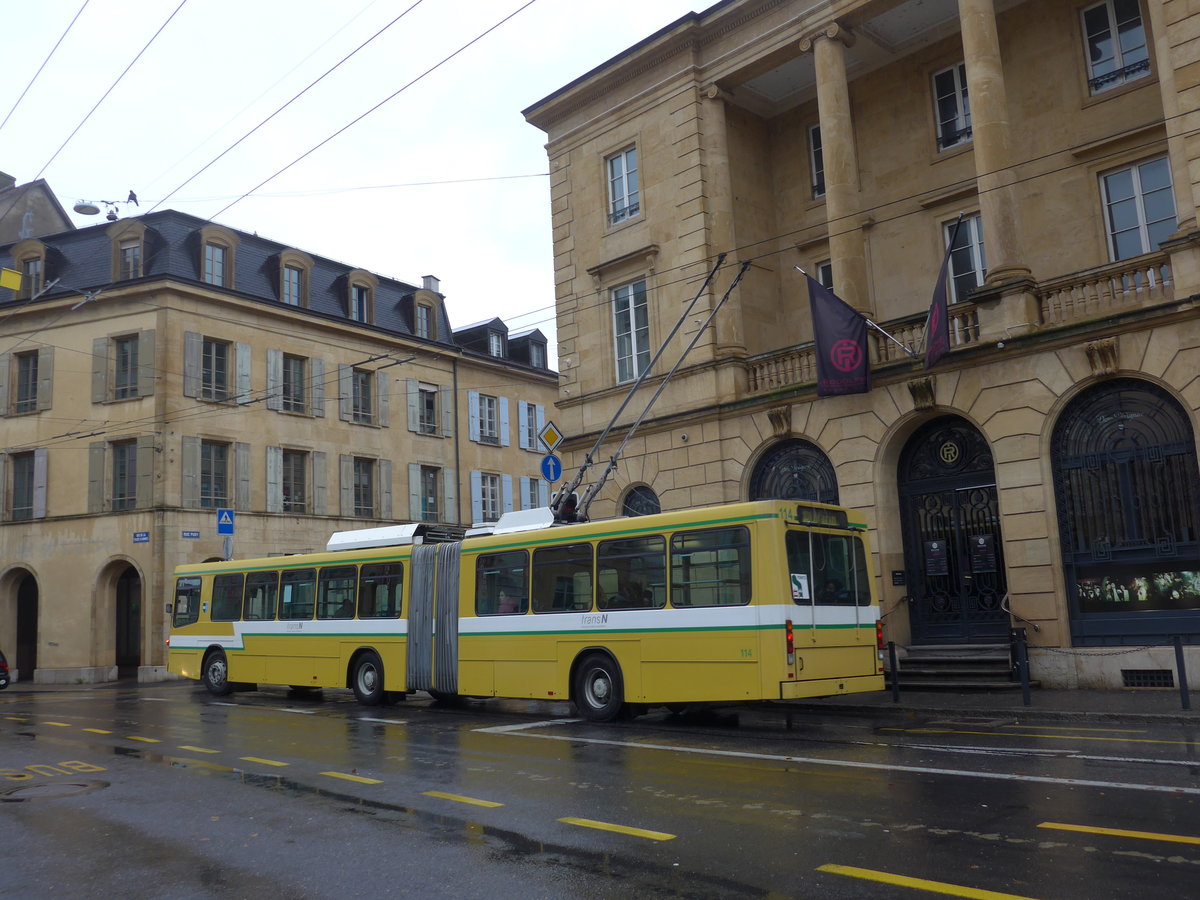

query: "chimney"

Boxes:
[422, 275, 440, 294]
[0, 171, 16, 191]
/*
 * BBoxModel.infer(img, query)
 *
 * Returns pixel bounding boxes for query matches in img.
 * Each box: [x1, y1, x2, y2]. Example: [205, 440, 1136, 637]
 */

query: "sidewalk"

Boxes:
[3, 677, 1196, 724]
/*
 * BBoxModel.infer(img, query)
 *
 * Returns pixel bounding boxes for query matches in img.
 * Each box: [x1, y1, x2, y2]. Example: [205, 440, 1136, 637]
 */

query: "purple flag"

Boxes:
[924, 217, 963, 370]
[807, 274, 870, 396]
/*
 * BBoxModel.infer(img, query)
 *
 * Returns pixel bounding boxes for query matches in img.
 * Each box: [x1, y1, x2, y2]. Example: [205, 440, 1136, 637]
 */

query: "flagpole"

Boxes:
[794, 266, 917, 360]
[920, 211, 965, 355]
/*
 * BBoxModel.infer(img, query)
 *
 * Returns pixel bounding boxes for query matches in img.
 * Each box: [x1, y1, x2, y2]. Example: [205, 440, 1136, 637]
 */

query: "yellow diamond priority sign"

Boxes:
[538, 420, 564, 453]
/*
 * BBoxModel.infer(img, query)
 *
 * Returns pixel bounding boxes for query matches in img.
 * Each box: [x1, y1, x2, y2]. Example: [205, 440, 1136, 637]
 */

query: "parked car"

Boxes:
[0, 648, 9, 689]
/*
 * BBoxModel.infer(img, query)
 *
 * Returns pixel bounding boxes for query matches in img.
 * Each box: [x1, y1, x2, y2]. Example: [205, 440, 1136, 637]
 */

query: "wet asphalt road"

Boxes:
[2, 683, 1199, 899]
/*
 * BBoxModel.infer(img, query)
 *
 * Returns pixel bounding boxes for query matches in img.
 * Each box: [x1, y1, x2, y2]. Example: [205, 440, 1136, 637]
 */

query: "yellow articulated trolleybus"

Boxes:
[167, 500, 885, 721]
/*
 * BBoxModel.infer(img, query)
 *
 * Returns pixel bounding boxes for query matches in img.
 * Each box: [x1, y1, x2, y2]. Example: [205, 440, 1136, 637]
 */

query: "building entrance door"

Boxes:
[115, 567, 141, 674]
[16, 573, 38, 678]
[899, 417, 1009, 644]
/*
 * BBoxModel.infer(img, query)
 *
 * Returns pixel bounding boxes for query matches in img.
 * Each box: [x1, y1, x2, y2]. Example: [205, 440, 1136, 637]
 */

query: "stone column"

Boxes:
[1145, 0, 1199, 234]
[800, 24, 872, 315]
[958, 0, 1029, 284]
[702, 85, 746, 356]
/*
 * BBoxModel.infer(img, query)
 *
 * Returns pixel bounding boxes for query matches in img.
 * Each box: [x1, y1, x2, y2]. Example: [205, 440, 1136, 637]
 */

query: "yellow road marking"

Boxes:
[1002, 725, 1145, 734]
[817, 864, 1040, 899]
[178, 745, 219, 754]
[5, 716, 29, 721]
[240, 756, 288, 767]
[1039, 822, 1200, 846]
[83, 728, 112, 734]
[558, 817, 675, 842]
[882, 726, 1194, 747]
[126, 735, 161, 743]
[423, 790, 503, 808]
[45, 721, 71, 727]
[320, 771, 382, 785]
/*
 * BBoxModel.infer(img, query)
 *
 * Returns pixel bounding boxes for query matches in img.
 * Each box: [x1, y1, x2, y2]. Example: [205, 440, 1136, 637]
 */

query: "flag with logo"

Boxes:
[924, 216, 963, 370]
[806, 273, 870, 396]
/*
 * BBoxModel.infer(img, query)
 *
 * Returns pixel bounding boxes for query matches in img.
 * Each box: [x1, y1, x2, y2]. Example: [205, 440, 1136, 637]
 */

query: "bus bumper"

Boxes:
[780, 673, 885, 699]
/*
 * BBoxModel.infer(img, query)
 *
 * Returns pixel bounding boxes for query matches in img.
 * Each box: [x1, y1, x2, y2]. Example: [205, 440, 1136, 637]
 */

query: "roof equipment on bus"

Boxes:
[467, 507, 556, 538]
[573, 259, 752, 522]
[326, 522, 428, 552]
[549, 252, 728, 524]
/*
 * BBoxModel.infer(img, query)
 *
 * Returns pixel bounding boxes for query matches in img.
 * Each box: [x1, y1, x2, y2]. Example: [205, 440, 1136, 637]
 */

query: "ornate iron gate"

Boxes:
[899, 417, 1008, 643]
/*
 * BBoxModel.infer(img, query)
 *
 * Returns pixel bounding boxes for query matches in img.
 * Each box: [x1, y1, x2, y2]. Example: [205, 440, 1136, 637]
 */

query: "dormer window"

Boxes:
[488, 331, 504, 357]
[346, 269, 377, 324]
[530, 342, 546, 368]
[198, 225, 238, 288]
[277, 249, 312, 307]
[109, 221, 146, 282]
[416, 302, 434, 338]
[10, 240, 46, 300]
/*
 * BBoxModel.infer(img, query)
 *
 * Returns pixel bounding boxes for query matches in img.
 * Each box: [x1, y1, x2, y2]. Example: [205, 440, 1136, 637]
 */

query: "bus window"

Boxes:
[318, 566, 358, 619]
[212, 573, 245, 621]
[597, 536, 665, 610]
[279, 569, 316, 620]
[786, 531, 871, 606]
[476, 551, 529, 615]
[532, 543, 593, 613]
[243, 571, 279, 620]
[173, 576, 202, 627]
[671, 526, 751, 608]
[359, 563, 403, 618]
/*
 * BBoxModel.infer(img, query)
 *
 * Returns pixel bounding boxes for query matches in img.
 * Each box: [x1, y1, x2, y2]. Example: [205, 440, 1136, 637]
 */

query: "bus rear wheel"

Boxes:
[573, 653, 624, 722]
[352, 651, 385, 706]
[201, 649, 233, 697]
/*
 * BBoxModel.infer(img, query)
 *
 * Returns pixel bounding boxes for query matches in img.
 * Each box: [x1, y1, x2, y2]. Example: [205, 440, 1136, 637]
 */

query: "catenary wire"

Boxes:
[0, 0, 91, 137]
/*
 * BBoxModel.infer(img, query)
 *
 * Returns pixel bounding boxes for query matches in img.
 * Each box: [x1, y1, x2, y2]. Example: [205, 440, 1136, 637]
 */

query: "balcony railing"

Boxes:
[1039, 252, 1171, 326]
[745, 252, 1174, 396]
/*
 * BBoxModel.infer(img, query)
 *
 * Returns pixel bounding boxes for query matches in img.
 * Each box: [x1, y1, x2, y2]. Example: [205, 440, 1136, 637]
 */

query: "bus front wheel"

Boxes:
[352, 651, 385, 706]
[574, 653, 624, 722]
[201, 649, 233, 697]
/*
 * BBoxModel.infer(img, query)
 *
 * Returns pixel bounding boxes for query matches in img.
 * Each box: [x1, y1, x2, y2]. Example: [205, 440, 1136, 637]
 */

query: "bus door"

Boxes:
[407, 541, 462, 694]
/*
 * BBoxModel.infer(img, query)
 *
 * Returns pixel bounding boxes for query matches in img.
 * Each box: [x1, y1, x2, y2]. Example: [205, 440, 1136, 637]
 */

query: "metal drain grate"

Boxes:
[1121, 668, 1174, 688]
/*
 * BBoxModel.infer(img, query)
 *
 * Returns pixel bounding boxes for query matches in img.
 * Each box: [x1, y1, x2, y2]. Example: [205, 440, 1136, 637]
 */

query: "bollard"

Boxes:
[1174, 635, 1191, 711]
[888, 641, 900, 703]
[1012, 627, 1031, 707]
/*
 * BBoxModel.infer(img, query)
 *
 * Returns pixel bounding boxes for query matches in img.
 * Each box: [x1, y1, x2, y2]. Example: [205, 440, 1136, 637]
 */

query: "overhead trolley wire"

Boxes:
[209, 0, 541, 221]
[0, 0, 91, 137]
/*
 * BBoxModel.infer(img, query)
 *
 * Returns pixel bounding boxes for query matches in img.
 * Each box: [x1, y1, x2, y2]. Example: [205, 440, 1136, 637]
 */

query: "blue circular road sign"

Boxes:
[540, 454, 563, 482]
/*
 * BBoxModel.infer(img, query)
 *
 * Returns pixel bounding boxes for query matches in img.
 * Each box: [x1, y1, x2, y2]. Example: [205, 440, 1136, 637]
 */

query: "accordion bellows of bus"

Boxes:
[167, 500, 885, 721]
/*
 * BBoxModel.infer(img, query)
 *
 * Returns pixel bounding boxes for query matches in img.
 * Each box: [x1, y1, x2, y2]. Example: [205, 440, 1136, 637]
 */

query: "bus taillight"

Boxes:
[875, 619, 884, 650]
[785, 618, 794, 666]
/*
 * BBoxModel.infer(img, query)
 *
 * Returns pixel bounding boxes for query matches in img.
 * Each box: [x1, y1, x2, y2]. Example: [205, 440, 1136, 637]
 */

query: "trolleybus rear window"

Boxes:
[786, 530, 869, 606]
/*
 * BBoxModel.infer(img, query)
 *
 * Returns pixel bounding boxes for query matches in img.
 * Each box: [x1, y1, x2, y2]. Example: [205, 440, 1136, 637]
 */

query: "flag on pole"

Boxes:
[806, 273, 870, 396]
[0, 268, 21, 291]
[924, 215, 964, 370]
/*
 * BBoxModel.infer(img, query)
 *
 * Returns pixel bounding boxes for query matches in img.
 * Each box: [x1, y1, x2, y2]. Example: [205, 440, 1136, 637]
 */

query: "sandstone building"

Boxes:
[524, 0, 1200, 688]
[0, 205, 557, 683]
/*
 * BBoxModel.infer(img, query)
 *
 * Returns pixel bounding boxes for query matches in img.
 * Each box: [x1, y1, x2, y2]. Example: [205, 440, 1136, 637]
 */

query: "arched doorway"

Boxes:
[1052, 378, 1200, 645]
[748, 439, 839, 503]
[115, 566, 142, 675]
[16, 572, 38, 679]
[898, 416, 1008, 643]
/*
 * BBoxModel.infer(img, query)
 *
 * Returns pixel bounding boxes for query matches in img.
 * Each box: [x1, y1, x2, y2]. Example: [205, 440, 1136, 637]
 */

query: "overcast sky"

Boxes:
[3, 0, 703, 363]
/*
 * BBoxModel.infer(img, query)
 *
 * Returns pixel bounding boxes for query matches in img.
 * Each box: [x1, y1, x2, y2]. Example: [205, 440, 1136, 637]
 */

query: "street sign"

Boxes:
[216, 508, 235, 535]
[540, 454, 563, 482]
[182, 530, 200, 539]
[538, 420, 564, 453]
[133, 531, 150, 544]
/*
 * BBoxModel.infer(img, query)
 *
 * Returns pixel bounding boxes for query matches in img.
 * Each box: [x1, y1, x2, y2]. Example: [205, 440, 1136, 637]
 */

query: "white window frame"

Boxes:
[200, 440, 230, 509]
[282, 265, 303, 306]
[1081, 0, 1150, 95]
[816, 260, 834, 291]
[416, 303, 432, 338]
[607, 146, 639, 225]
[945, 214, 986, 303]
[203, 243, 227, 286]
[612, 279, 650, 383]
[351, 367, 374, 424]
[119, 239, 142, 280]
[351, 284, 370, 322]
[488, 331, 504, 357]
[932, 62, 971, 152]
[1100, 156, 1177, 262]
[808, 125, 825, 198]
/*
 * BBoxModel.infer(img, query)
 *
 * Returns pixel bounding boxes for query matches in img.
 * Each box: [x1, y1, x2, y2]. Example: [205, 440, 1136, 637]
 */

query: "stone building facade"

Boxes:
[0, 209, 557, 683]
[524, 0, 1200, 687]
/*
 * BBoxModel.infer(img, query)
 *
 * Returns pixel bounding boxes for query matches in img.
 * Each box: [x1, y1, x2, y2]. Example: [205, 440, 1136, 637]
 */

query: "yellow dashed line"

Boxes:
[45, 721, 71, 727]
[5, 716, 29, 721]
[83, 728, 112, 734]
[126, 736, 161, 743]
[558, 817, 675, 842]
[423, 790, 503, 808]
[1003, 725, 1146, 734]
[817, 864, 1041, 899]
[1040, 822, 1200, 846]
[240, 756, 288, 767]
[178, 745, 219, 754]
[320, 771, 382, 785]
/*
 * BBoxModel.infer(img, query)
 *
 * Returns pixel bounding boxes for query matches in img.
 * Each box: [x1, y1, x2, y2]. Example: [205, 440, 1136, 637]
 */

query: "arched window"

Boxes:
[748, 439, 838, 503]
[1052, 378, 1200, 645]
[621, 485, 660, 517]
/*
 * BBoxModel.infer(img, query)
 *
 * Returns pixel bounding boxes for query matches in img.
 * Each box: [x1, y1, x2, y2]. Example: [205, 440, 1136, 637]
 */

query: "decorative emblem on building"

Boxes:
[939, 441, 961, 465]
[1085, 337, 1119, 376]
